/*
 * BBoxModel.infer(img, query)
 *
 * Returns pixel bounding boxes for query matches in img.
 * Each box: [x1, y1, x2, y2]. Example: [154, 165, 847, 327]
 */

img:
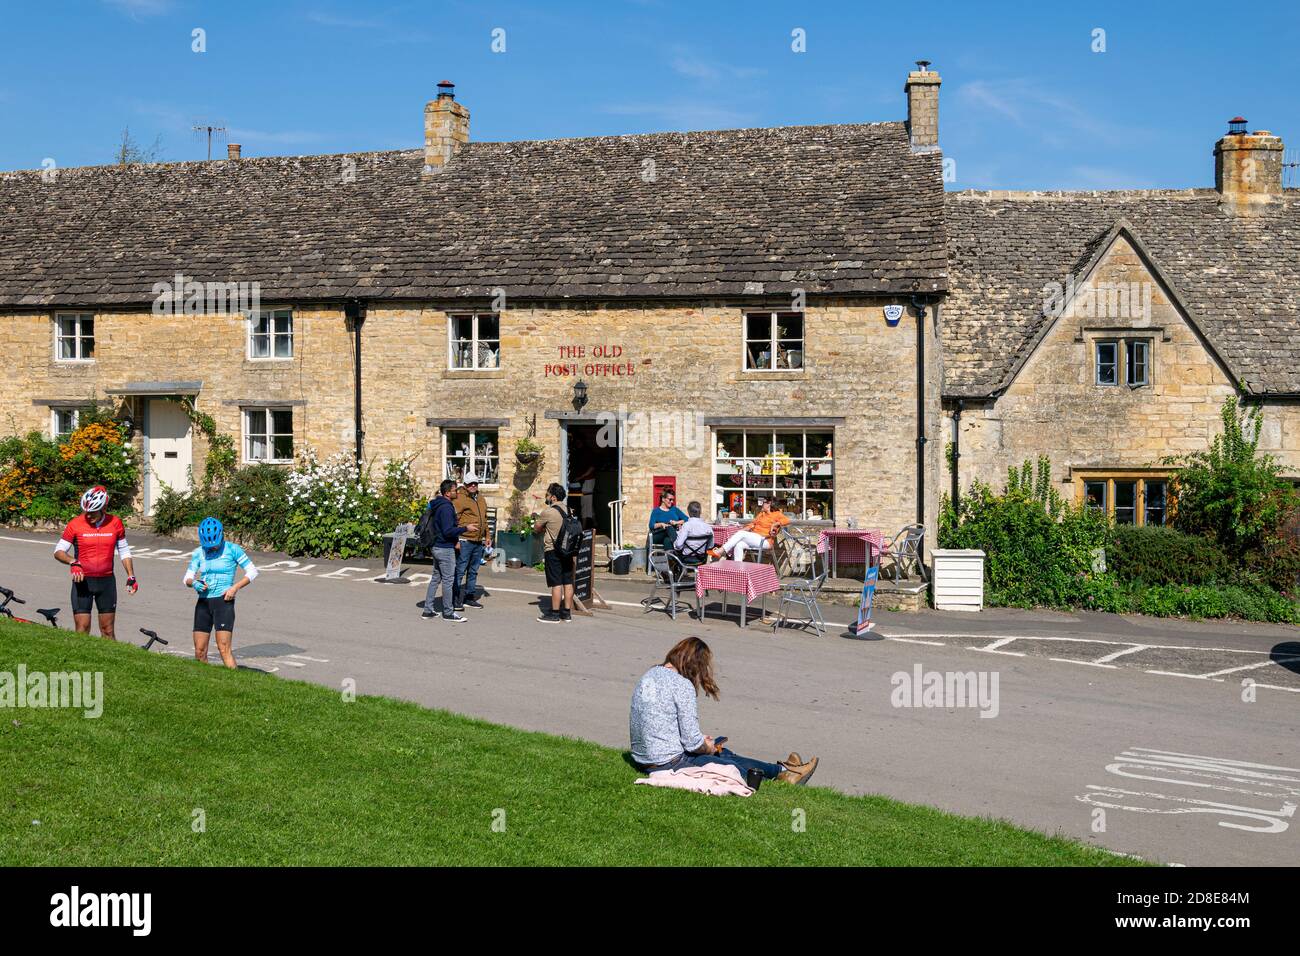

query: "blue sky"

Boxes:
[2, 0, 1297, 189]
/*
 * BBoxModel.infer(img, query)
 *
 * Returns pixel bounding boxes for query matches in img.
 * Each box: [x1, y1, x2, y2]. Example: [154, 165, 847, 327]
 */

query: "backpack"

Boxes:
[551, 505, 584, 559]
[414, 501, 438, 549]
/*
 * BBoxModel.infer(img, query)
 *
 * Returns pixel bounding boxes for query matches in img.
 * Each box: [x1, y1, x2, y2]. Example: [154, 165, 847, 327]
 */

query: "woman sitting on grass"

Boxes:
[629, 636, 818, 785]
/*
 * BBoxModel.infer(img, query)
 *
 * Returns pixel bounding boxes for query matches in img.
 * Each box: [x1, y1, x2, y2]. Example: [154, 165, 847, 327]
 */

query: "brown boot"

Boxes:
[777, 756, 819, 786]
[785, 752, 802, 767]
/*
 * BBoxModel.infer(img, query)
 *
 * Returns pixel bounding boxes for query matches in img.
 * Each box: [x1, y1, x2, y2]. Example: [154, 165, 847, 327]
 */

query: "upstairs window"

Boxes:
[1095, 338, 1151, 388]
[744, 312, 804, 371]
[249, 309, 293, 359]
[449, 314, 500, 370]
[56, 314, 95, 361]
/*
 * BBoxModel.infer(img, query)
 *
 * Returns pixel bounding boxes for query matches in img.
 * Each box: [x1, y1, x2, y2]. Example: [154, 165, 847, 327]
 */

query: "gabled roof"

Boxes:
[0, 122, 948, 308]
[943, 189, 1300, 397]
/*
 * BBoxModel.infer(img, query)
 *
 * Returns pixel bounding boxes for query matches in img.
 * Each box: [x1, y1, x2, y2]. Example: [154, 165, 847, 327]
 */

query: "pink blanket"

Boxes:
[634, 762, 754, 797]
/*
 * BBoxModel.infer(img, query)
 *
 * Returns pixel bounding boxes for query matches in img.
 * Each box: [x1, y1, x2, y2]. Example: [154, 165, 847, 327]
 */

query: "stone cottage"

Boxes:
[0, 71, 950, 546]
[942, 120, 1300, 525]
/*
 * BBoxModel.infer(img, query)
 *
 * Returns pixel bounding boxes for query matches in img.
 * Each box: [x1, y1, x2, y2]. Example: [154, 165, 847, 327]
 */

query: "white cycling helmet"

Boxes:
[80, 485, 109, 513]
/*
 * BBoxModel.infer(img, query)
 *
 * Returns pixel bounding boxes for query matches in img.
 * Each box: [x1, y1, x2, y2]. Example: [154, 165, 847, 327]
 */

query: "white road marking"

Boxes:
[1095, 644, 1151, 663]
[1049, 657, 1118, 669]
[1199, 657, 1300, 679]
[319, 566, 370, 580]
[978, 637, 1020, 651]
[1078, 785, 1296, 833]
[287, 654, 330, 662]
[889, 637, 946, 646]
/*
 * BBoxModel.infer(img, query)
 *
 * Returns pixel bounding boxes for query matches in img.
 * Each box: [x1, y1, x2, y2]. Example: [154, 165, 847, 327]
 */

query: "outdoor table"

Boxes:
[695, 559, 781, 627]
[711, 524, 745, 551]
[817, 528, 884, 580]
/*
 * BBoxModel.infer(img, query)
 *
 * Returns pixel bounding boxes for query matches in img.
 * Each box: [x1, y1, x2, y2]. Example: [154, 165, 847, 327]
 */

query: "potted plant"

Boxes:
[515, 436, 544, 469]
[496, 490, 543, 565]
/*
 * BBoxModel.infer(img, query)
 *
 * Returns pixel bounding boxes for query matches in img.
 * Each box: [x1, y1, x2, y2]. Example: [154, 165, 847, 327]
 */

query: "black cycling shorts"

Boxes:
[71, 575, 117, 615]
[194, 597, 237, 634]
[544, 549, 575, 587]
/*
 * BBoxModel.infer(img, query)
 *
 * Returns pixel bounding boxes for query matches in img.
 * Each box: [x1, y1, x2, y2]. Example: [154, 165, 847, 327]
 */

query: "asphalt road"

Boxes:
[2, 530, 1298, 866]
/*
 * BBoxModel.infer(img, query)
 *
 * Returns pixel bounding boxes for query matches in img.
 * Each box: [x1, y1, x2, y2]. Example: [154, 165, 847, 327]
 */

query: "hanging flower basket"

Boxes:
[514, 438, 545, 469]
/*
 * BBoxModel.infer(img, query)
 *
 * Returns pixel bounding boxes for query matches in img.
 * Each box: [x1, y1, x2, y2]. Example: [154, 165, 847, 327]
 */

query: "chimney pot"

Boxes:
[437, 80, 456, 100]
[227, 143, 241, 160]
[1228, 116, 1248, 136]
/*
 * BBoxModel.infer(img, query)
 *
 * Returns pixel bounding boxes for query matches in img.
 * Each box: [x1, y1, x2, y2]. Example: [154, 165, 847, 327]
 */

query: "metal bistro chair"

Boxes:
[643, 550, 696, 620]
[773, 535, 829, 636]
[881, 524, 928, 583]
[675, 532, 713, 569]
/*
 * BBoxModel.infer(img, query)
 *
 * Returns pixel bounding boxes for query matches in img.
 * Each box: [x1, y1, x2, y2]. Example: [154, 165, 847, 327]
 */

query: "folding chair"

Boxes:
[880, 524, 928, 582]
[772, 538, 829, 636]
[642, 551, 695, 620]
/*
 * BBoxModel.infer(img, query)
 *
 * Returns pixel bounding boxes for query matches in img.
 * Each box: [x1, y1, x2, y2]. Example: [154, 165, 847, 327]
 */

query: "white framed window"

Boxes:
[744, 312, 804, 371]
[713, 428, 833, 521]
[51, 407, 79, 437]
[448, 314, 500, 370]
[55, 313, 95, 361]
[443, 429, 499, 485]
[248, 308, 293, 360]
[243, 407, 294, 463]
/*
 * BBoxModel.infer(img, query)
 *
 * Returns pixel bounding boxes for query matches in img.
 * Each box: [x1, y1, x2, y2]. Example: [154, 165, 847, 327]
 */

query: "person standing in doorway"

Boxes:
[453, 473, 490, 611]
[53, 485, 138, 640]
[532, 482, 575, 624]
[422, 479, 477, 623]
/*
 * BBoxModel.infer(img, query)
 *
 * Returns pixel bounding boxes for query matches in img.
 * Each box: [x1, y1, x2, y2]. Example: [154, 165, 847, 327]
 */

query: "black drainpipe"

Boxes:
[951, 398, 964, 515]
[346, 299, 367, 465]
[911, 295, 929, 527]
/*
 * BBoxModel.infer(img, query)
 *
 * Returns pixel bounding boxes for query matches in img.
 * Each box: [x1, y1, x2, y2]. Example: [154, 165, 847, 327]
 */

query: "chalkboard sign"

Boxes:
[574, 528, 595, 603]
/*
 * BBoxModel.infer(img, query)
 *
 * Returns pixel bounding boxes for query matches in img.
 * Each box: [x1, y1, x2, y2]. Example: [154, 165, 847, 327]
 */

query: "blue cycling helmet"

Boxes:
[198, 517, 224, 550]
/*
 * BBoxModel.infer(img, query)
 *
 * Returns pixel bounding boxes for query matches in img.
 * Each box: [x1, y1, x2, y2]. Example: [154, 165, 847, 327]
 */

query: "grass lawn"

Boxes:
[0, 619, 1142, 866]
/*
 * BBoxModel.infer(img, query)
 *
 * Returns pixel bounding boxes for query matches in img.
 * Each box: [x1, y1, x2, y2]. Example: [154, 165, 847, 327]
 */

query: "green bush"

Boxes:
[1166, 396, 1300, 555]
[1131, 584, 1298, 625]
[1108, 525, 1233, 586]
[0, 414, 139, 524]
[941, 458, 1110, 608]
[218, 464, 291, 551]
[151, 483, 219, 536]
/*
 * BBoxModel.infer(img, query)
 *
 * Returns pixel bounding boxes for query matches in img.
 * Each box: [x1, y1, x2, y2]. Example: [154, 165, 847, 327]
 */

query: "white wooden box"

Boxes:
[931, 549, 986, 611]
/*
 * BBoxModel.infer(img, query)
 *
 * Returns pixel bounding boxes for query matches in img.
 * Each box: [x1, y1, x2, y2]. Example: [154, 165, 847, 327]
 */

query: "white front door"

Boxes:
[146, 399, 193, 515]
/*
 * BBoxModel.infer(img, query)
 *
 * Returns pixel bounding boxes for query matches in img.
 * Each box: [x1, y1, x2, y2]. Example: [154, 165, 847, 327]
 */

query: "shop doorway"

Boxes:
[562, 421, 621, 537]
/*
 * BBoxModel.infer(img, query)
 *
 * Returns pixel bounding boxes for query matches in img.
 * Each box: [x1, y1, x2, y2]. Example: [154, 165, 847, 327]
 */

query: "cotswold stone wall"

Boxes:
[360, 299, 942, 544]
[0, 306, 356, 510]
[943, 236, 1300, 504]
[3, 300, 943, 547]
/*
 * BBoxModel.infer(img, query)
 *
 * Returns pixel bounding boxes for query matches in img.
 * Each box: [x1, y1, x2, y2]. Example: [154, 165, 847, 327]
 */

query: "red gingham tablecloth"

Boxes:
[816, 528, 884, 564]
[695, 560, 781, 603]
[711, 524, 745, 548]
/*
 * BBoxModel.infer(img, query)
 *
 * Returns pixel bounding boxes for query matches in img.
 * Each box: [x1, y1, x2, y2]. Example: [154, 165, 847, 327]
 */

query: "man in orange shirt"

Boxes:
[715, 499, 790, 562]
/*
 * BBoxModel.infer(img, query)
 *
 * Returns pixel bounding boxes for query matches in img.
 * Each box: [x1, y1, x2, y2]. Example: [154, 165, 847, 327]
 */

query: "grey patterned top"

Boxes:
[629, 665, 705, 767]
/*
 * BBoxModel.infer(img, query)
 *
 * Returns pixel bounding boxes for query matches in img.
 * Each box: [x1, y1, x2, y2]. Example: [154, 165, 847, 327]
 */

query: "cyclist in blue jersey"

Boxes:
[182, 517, 258, 668]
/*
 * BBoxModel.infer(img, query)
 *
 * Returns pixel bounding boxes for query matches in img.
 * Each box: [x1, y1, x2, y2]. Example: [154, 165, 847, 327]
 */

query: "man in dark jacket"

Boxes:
[422, 479, 478, 623]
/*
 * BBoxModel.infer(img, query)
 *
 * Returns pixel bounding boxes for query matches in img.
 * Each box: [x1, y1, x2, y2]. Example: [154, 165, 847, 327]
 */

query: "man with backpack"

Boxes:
[532, 482, 581, 624]
[418, 479, 478, 623]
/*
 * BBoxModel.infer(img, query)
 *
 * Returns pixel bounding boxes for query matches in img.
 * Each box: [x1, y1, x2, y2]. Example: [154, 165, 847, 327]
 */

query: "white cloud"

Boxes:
[954, 78, 1134, 148]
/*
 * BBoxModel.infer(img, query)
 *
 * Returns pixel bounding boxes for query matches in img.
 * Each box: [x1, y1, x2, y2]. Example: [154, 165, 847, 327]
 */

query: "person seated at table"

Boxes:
[630, 636, 819, 785]
[711, 499, 790, 562]
[673, 501, 714, 563]
[648, 489, 687, 550]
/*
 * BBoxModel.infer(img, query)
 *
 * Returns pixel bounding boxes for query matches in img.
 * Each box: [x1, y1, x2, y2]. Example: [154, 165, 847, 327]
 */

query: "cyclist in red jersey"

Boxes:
[53, 485, 138, 640]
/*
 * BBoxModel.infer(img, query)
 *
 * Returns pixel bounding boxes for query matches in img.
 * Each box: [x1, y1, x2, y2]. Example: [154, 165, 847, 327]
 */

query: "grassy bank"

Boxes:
[0, 620, 1139, 866]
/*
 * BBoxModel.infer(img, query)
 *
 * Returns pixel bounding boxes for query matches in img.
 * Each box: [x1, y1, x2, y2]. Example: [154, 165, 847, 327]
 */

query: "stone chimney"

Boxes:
[1215, 117, 1283, 211]
[227, 143, 241, 160]
[423, 80, 469, 177]
[905, 60, 941, 152]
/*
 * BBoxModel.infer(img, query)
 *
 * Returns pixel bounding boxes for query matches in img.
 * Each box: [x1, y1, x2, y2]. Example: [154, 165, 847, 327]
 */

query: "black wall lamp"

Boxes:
[572, 380, 589, 411]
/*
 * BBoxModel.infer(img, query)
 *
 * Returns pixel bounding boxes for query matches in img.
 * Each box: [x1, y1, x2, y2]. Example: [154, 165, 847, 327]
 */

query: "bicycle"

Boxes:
[0, 586, 60, 627]
[138, 627, 170, 652]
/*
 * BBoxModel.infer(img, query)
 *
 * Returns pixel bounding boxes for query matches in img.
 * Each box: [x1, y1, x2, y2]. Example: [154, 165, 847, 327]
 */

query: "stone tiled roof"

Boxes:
[943, 189, 1300, 396]
[0, 122, 947, 307]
